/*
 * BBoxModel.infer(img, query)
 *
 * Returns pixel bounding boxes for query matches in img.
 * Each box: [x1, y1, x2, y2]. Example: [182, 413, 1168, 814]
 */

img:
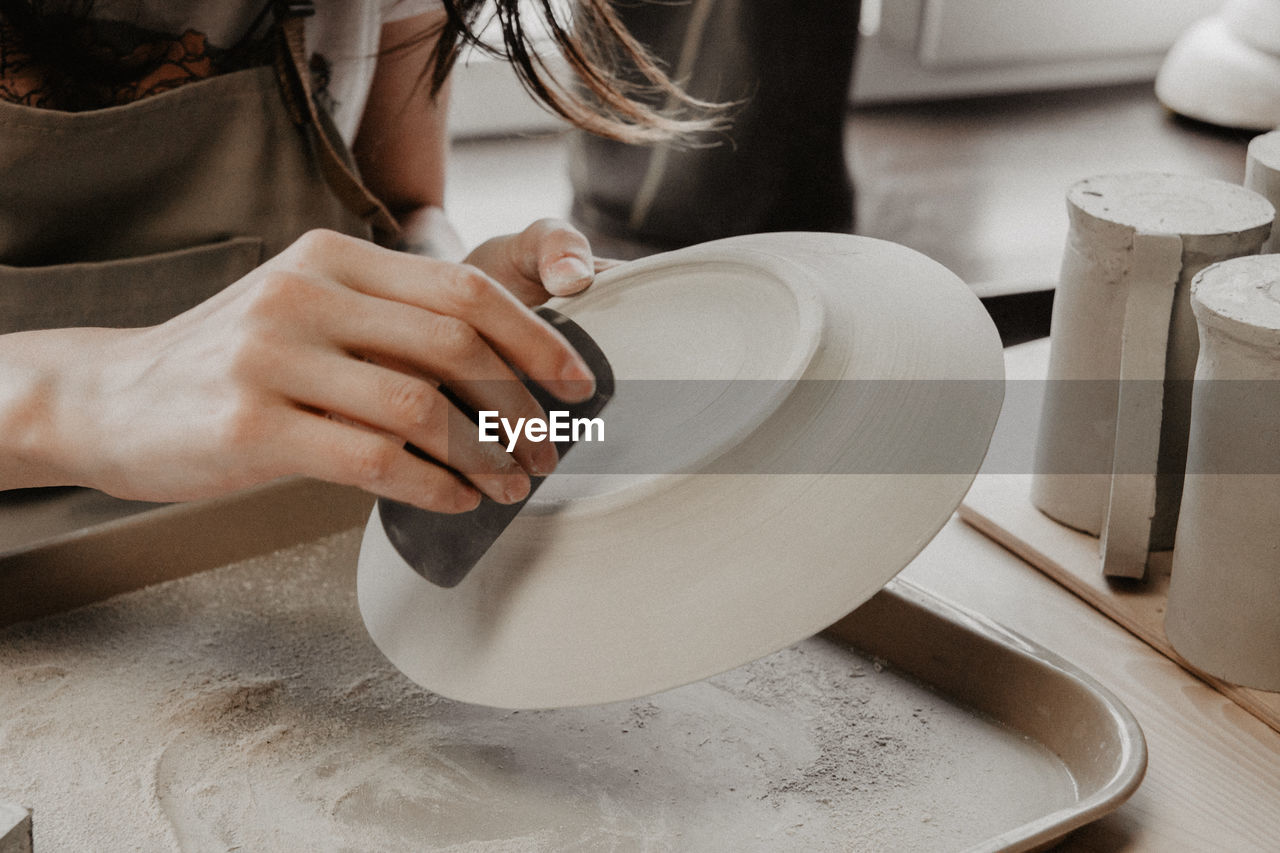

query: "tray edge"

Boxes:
[828, 577, 1147, 853]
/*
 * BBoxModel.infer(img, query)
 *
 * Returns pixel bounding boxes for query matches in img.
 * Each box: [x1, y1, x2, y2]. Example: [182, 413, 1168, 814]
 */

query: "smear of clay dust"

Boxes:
[0, 530, 1073, 852]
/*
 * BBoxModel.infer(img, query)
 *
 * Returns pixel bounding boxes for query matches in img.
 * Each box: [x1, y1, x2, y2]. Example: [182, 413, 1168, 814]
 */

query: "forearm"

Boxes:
[1, 229, 604, 510]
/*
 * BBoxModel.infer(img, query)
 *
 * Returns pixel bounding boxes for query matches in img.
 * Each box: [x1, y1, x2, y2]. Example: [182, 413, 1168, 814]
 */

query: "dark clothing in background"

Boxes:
[570, 0, 862, 255]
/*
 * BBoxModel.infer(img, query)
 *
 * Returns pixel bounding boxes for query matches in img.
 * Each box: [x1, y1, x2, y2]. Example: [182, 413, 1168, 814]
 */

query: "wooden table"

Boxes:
[897, 346, 1280, 852]
[902, 517, 1280, 852]
[7, 80, 1274, 851]
[849, 87, 1278, 850]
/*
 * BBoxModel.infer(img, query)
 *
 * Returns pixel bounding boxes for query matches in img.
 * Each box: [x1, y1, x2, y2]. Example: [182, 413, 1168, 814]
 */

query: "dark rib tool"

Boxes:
[376, 307, 614, 587]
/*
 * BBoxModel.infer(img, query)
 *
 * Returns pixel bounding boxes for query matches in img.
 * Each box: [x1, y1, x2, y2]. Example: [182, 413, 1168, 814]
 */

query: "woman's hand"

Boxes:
[0, 229, 598, 512]
[462, 218, 620, 306]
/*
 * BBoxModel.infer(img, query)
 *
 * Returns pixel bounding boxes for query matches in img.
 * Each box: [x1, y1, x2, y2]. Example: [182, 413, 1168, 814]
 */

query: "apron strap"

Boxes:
[273, 2, 402, 245]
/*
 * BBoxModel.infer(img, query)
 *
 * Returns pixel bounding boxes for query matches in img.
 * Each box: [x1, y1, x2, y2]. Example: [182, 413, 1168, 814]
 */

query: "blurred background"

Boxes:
[441, 0, 1264, 345]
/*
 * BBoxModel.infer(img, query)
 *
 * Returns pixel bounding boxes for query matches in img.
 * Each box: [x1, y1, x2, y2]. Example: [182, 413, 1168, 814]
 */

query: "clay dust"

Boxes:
[0, 531, 1071, 851]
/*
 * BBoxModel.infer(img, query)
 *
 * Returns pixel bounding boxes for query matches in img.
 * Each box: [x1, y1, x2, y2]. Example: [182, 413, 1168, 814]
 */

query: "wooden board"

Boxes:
[0, 478, 374, 628]
[959, 473, 1280, 735]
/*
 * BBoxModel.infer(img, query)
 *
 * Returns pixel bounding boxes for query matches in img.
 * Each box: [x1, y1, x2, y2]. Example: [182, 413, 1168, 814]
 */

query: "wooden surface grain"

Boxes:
[901, 519, 1280, 852]
[902, 341, 1280, 852]
[961, 474, 1280, 736]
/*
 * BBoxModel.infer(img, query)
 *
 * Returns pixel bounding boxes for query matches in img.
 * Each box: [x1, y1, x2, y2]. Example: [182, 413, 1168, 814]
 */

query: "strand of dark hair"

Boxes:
[401, 0, 729, 145]
[0, 0, 729, 143]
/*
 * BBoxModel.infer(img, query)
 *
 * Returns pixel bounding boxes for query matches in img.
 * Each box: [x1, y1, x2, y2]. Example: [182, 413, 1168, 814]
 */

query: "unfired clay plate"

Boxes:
[531, 256, 822, 505]
[358, 232, 1005, 708]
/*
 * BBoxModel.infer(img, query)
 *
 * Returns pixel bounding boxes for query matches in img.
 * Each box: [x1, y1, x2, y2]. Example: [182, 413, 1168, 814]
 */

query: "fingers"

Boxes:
[265, 347, 555, 503]
[281, 230, 595, 400]
[235, 229, 613, 508]
[280, 412, 484, 513]
[332, 302, 564, 479]
[513, 218, 596, 297]
[461, 218, 602, 303]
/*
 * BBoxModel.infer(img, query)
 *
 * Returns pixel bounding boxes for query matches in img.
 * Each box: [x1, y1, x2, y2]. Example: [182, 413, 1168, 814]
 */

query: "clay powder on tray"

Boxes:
[0, 531, 1070, 851]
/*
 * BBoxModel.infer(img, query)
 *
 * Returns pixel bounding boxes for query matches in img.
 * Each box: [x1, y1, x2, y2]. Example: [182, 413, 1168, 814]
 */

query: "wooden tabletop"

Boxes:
[898, 344, 1280, 852]
[846, 82, 1254, 299]
[849, 84, 1277, 850]
[5, 79, 1271, 851]
[902, 517, 1280, 852]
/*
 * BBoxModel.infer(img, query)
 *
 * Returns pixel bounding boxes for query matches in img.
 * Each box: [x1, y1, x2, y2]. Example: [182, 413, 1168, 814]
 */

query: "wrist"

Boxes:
[0, 327, 133, 491]
[394, 205, 468, 262]
[0, 330, 74, 489]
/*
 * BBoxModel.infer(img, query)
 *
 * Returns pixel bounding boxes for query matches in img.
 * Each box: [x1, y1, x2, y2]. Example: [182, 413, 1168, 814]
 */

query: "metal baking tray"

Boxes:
[0, 516, 1144, 852]
[833, 578, 1146, 852]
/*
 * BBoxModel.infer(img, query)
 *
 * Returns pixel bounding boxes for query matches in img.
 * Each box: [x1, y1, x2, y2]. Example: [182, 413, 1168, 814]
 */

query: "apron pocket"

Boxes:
[0, 237, 263, 334]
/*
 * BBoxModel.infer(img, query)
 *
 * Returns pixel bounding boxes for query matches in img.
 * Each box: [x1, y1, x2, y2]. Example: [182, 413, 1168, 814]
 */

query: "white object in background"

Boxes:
[1224, 0, 1280, 54]
[854, 0, 1220, 102]
[1166, 255, 1280, 692]
[1156, 0, 1280, 130]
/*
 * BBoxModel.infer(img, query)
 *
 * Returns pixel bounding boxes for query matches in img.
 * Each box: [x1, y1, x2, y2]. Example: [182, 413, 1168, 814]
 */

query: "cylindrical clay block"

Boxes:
[1032, 173, 1273, 550]
[1246, 130, 1280, 254]
[1166, 256, 1280, 692]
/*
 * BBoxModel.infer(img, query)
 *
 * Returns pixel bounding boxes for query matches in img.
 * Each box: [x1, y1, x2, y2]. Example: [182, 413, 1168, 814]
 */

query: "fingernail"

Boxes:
[530, 442, 559, 477]
[453, 487, 482, 513]
[502, 474, 531, 504]
[544, 255, 593, 295]
[558, 358, 596, 401]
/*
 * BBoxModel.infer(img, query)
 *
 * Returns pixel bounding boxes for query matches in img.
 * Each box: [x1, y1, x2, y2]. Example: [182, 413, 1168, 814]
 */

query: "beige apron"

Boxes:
[0, 12, 398, 334]
[0, 12, 402, 622]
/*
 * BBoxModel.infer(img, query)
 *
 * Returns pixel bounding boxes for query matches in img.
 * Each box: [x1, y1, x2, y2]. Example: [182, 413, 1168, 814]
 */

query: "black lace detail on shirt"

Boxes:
[0, 15, 273, 110]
